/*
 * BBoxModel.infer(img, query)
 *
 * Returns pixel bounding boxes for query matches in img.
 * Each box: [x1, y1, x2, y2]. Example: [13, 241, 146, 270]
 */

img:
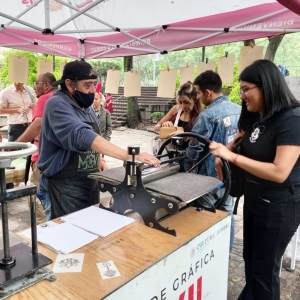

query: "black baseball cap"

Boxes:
[52, 60, 97, 86]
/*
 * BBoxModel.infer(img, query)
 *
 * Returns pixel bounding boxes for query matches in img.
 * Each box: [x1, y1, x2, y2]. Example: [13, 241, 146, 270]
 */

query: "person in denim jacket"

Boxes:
[185, 70, 241, 252]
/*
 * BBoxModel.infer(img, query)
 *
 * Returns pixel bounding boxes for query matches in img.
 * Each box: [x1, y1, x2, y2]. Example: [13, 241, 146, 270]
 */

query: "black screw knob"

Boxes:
[127, 146, 140, 155]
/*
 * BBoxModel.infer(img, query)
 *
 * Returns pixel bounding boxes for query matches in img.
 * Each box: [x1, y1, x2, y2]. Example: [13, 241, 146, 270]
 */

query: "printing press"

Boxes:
[89, 133, 232, 236]
[0, 143, 54, 299]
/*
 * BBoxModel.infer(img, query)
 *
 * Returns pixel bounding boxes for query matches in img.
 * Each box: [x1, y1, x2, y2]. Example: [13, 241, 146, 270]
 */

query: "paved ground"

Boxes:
[0, 127, 300, 299]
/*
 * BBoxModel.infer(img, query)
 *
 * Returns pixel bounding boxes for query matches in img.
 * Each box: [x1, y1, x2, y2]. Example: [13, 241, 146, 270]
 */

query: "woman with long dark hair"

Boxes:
[210, 59, 300, 300]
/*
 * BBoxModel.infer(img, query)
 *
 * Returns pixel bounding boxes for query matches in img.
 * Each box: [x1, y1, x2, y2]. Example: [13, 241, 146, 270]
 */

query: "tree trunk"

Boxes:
[264, 35, 285, 62]
[124, 56, 142, 128]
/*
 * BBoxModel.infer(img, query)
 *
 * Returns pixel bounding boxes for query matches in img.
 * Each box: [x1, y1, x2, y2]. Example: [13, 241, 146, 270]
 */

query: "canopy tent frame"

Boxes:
[0, 1, 300, 60]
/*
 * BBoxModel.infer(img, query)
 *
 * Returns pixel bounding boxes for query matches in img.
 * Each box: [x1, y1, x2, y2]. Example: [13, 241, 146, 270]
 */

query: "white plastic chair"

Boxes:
[280, 226, 299, 276]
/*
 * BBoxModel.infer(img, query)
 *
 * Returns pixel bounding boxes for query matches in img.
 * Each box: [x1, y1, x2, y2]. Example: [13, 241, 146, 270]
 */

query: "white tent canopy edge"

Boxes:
[0, 0, 299, 60]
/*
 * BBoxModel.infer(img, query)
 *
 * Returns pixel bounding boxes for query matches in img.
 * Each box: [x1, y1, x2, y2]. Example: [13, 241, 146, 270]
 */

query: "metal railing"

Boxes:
[110, 95, 127, 125]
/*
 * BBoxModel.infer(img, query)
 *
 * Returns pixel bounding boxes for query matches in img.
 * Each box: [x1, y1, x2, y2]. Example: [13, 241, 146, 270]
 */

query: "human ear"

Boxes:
[65, 79, 75, 93]
[205, 89, 211, 98]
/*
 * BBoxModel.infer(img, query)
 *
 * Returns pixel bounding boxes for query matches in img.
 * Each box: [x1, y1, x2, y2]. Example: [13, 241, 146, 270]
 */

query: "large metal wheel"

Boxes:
[156, 132, 231, 209]
[0, 142, 37, 159]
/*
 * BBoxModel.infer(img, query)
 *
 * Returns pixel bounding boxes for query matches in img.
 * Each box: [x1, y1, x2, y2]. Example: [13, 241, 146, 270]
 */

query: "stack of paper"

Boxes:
[36, 222, 98, 254]
[20, 221, 58, 239]
[61, 206, 135, 237]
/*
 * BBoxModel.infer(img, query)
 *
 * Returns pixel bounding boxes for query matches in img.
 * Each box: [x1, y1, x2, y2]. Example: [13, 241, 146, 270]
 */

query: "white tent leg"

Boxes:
[279, 256, 283, 277]
[286, 226, 299, 272]
[44, 0, 50, 29]
[78, 40, 85, 60]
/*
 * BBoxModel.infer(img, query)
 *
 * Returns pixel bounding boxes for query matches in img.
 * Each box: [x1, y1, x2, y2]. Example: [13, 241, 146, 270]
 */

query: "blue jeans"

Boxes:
[200, 188, 235, 253]
[238, 181, 300, 300]
[41, 190, 51, 221]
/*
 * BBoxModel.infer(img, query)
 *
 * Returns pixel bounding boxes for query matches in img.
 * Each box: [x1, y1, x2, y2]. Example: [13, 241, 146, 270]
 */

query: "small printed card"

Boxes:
[20, 221, 58, 239]
[97, 260, 121, 279]
[52, 253, 85, 273]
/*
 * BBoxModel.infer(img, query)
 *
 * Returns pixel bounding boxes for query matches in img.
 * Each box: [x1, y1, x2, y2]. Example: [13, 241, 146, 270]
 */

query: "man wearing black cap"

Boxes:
[38, 60, 160, 220]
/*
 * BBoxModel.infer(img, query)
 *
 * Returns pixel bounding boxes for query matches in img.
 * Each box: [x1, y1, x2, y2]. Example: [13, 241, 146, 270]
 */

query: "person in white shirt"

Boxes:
[0, 83, 36, 141]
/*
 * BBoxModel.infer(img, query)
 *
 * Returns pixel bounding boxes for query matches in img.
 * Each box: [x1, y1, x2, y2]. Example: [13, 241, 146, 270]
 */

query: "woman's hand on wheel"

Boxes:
[209, 141, 235, 161]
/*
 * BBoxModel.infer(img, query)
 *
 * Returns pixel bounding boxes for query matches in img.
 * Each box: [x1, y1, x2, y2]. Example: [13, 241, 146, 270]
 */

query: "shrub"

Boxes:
[151, 112, 164, 122]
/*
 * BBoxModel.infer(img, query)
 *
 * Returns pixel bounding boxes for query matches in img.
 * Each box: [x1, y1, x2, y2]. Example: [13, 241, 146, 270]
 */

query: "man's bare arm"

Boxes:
[16, 117, 42, 142]
[0, 107, 24, 114]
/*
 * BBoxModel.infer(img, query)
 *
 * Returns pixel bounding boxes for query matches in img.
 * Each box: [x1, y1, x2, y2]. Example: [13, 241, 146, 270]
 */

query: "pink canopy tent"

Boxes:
[0, 0, 300, 60]
[278, 0, 300, 16]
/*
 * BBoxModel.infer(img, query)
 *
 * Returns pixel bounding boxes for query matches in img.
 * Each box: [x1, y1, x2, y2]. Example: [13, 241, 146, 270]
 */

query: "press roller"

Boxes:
[89, 136, 231, 236]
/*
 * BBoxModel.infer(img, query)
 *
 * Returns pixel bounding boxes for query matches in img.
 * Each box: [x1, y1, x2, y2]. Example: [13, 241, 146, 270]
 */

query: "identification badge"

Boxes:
[223, 117, 231, 127]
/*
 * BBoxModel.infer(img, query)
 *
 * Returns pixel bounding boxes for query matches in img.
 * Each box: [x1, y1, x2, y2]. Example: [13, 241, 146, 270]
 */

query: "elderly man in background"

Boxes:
[0, 82, 36, 141]
[17, 72, 57, 223]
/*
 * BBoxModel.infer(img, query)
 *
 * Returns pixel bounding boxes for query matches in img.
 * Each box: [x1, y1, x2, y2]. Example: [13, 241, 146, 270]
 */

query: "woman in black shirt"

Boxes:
[154, 81, 202, 135]
[210, 60, 300, 300]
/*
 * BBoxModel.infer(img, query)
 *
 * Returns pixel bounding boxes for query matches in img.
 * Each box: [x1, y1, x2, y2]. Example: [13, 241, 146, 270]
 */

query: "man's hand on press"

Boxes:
[99, 158, 109, 171]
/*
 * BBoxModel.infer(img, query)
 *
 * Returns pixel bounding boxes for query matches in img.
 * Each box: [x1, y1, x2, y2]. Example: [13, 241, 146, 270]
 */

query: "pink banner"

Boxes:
[277, 0, 300, 16]
[0, 2, 299, 59]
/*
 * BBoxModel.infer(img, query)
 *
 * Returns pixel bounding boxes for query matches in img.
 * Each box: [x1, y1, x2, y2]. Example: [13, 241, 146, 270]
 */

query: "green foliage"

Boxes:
[151, 111, 164, 122]
[52, 56, 70, 82]
[228, 84, 242, 105]
[0, 50, 40, 87]
[3, 32, 300, 92]
[224, 65, 242, 105]
[0, 49, 69, 87]
[89, 59, 122, 85]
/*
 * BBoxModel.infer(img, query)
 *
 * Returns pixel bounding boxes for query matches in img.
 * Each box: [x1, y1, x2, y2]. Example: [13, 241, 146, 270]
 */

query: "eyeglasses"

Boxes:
[34, 81, 47, 86]
[239, 86, 259, 98]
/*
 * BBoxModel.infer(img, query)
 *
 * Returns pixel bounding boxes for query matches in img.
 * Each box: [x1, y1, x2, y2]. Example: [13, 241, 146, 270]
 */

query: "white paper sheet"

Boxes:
[52, 253, 85, 273]
[61, 206, 135, 237]
[97, 260, 121, 279]
[36, 222, 98, 254]
[19, 221, 58, 239]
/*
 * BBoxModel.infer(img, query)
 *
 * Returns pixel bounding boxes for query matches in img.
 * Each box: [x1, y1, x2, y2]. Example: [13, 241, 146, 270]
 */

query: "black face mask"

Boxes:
[73, 90, 95, 108]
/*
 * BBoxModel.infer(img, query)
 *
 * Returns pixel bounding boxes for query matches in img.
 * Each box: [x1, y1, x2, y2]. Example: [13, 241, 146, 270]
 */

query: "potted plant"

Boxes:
[151, 112, 164, 123]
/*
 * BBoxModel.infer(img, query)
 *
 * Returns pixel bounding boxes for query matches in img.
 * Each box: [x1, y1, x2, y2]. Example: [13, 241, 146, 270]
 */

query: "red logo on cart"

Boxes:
[179, 276, 202, 300]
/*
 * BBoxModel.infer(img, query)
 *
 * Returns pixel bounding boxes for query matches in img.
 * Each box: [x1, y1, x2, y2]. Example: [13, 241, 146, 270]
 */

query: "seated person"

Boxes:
[154, 81, 202, 137]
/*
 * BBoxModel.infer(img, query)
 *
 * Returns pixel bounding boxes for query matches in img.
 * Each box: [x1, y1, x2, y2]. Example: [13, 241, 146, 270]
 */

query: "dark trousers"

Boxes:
[8, 124, 31, 141]
[238, 181, 300, 300]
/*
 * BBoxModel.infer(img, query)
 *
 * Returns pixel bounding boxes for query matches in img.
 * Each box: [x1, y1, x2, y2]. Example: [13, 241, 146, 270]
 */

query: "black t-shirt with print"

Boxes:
[242, 107, 300, 186]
